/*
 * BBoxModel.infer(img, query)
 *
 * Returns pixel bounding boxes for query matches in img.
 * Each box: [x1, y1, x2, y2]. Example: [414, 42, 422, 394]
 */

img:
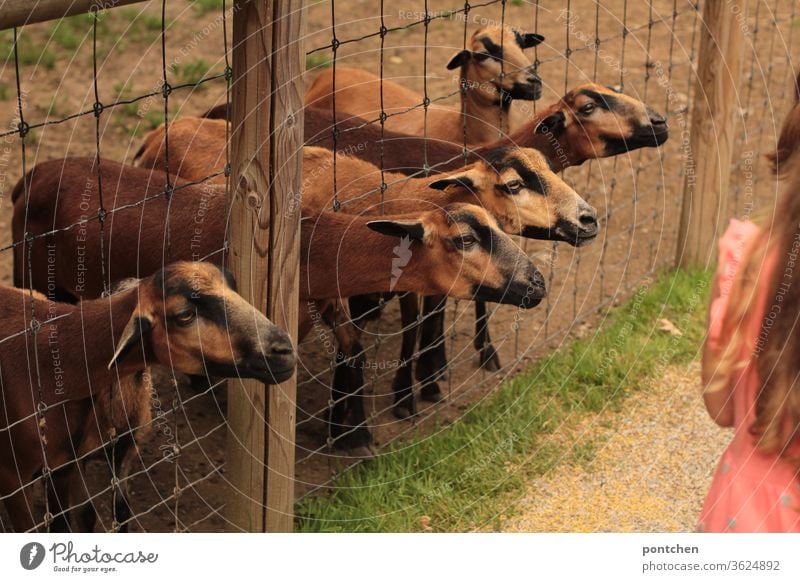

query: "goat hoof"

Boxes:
[420, 382, 443, 403]
[331, 426, 373, 451]
[479, 346, 501, 372]
[392, 401, 416, 420]
[345, 445, 376, 459]
[415, 350, 448, 384]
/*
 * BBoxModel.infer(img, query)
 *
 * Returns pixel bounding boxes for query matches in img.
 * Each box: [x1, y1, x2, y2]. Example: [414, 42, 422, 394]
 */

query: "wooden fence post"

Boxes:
[226, 0, 304, 532]
[676, 0, 749, 268]
[0, 0, 147, 30]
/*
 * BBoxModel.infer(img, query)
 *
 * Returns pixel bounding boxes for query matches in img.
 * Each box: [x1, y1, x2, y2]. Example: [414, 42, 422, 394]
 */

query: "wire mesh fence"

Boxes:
[0, 0, 798, 532]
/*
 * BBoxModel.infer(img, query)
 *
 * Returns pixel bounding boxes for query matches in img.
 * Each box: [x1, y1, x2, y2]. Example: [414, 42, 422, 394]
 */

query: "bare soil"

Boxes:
[0, 0, 796, 532]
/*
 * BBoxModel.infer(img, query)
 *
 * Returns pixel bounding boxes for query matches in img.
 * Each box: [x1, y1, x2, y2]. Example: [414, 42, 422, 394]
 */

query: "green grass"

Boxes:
[192, 0, 224, 16]
[110, 81, 167, 137]
[48, 13, 92, 50]
[0, 82, 9, 101]
[121, 7, 168, 41]
[306, 53, 332, 70]
[1, 29, 56, 69]
[510, 0, 526, 6]
[296, 268, 710, 532]
[171, 58, 214, 87]
[45, 94, 69, 118]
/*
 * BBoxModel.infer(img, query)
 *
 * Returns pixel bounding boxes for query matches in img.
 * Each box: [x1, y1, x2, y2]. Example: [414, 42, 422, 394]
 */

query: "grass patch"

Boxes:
[0, 82, 9, 101]
[44, 94, 69, 118]
[296, 268, 710, 532]
[121, 7, 168, 41]
[306, 53, 332, 70]
[48, 13, 95, 51]
[171, 59, 214, 87]
[192, 0, 224, 16]
[110, 82, 167, 137]
[1, 29, 56, 69]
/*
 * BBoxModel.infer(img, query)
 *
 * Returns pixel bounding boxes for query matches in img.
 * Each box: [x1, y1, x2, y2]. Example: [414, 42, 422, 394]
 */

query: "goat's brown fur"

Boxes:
[209, 82, 668, 175]
[13, 157, 541, 305]
[0, 262, 294, 531]
[12, 158, 544, 455]
[305, 26, 543, 144]
[134, 119, 597, 244]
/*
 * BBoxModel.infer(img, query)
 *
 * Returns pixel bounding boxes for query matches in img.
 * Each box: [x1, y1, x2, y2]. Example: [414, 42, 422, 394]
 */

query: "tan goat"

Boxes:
[305, 25, 544, 144]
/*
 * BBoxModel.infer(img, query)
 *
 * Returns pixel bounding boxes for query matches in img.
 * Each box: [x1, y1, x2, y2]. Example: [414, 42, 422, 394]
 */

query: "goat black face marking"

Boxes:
[479, 37, 504, 61]
[453, 212, 499, 255]
[486, 151, 546, 195]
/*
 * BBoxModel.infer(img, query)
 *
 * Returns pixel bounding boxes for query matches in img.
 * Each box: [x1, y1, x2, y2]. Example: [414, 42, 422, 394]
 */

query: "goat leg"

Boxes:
[324, 303, 373, 455]
[111, 434, 136, 532]
[391, 293, 419, 420]
[474, 301, 501, 371]
[46, 466, 74, 532]
[416, 295, 448, 402]
[1, 472, 38, 532]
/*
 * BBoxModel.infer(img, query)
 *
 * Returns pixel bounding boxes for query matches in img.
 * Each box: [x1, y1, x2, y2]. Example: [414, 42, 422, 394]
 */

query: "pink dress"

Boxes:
[698, 219, 800, 532]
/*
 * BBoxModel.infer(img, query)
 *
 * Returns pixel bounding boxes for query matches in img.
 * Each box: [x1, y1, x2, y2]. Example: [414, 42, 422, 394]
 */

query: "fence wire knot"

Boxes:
[93, 101, 104, 117]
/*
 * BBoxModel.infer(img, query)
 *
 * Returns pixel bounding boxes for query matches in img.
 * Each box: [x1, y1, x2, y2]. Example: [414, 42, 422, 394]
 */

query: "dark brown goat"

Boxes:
[12, 158, 545, 451]
[207, 83, 668, 175]
[0, 262, 295, 531]
[133, 119, 596, 417]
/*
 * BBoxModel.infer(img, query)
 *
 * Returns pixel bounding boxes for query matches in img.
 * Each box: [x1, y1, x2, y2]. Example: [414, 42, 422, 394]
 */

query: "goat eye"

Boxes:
[505, 180, 524, 193]
[174, 310, 196, 327]
[456, 235, 478, 250]
[580, 103, 596, 115]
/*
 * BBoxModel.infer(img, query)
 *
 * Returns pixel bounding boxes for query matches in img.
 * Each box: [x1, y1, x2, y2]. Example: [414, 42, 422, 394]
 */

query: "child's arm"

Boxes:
[702, 275, 735, 427]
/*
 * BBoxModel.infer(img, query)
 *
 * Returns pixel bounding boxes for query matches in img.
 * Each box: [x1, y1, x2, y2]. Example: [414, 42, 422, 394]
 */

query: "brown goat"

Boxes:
[0, 262, 295, 531]
[12, 158, 544, 452]
[207, 83, 668, 176]
[134, 118, 597, 417]
[134, 119, 597, 244]
[305, 26, 544, 144]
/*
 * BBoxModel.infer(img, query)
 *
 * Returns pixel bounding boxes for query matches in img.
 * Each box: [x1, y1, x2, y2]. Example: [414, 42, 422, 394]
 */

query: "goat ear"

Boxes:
[428, 174, 476, 192]
[534, 111, 566, 135]
[446, 50, 471, 70]
[366, 219, 426, 242]
[514, 31, 545, 49]
[219, 266, 238, 292]
[108, 313, 154, 369]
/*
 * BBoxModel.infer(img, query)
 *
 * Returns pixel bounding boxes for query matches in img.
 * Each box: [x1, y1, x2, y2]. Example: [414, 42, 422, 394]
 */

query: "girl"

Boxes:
[699, 73, 800, 532]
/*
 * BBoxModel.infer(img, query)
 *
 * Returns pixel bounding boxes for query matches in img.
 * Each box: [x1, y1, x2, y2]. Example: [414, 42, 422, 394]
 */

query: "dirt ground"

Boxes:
[501, 363, 731, 532]
[0, 0, 797, 531]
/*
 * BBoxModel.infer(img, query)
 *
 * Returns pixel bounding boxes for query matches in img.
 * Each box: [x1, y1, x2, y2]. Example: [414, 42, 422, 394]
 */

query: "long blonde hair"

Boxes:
[708, 72, 800, 462]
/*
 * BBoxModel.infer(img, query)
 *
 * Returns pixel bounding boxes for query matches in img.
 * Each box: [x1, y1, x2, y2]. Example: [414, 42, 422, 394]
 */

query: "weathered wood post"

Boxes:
[0, 0, 146, 29]
[676, 0, 749, 267]
[226, 0, 304, 532]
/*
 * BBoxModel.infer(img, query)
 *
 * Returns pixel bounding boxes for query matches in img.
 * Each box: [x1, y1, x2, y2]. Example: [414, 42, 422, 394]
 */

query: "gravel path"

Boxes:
[502, 363, 731, 532]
